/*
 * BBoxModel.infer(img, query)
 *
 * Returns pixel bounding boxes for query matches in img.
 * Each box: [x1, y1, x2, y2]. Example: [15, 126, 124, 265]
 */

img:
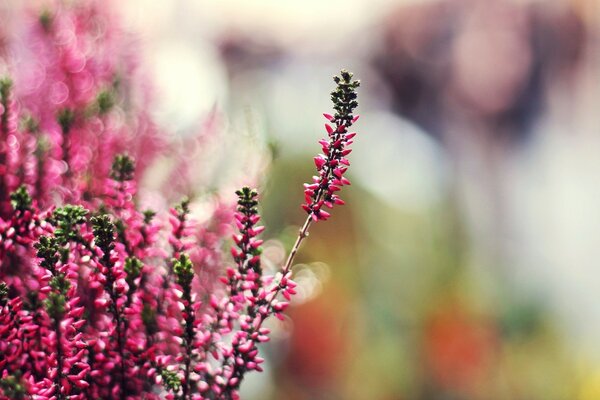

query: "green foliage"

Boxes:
[0, 77, 12, 100]
[44, 291, 67, 320]
[0, 282, 8, 307]
[22, 115, 40, 133]
[175, 197, 190, 217]
[35, 134, 51, 158]
[331, 69, 360, 123]
[0, 374, 26, 399]
[173, 253, 194, 289]
[35, 236, 60, 272]
[159, 368, 181, 392]
[39, 9, 52, 31]
[49, 273, 70, 295]
[142, 304, 158, 335]
[96, 89, 116, 115]
[235, 186, 259, 214]
[52, 205, 88, 244]
[10, 185, 32, 212]
[124, 257, 143, 280]
[57, 108, 75, 133]
[124, 256, 143, 291]
[143, 209, 157, 224]
[111, 154, 135, 182]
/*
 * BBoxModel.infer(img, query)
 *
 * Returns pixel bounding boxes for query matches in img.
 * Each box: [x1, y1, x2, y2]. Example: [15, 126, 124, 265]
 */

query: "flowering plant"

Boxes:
[0, 3, 360, 399]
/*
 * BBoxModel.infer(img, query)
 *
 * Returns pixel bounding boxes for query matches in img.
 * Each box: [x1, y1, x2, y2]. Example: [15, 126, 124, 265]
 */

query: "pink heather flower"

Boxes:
[4, 0, 167, 208]
[31, 235, 90, 400]
[302, 70, 360, 221]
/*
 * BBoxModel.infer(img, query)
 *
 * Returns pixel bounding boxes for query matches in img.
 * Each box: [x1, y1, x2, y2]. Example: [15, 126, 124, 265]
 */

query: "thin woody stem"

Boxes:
[282, 215, 313, 276]
[255, 214, 313, 332]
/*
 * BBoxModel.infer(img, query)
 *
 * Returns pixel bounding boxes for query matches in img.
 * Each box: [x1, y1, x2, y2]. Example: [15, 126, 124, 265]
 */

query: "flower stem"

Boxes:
[282, 215, 313, 276]
[256, 214, 313, 332]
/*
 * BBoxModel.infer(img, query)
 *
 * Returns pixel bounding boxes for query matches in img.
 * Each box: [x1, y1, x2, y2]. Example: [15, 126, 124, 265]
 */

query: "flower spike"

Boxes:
[303, 69, 360, 221]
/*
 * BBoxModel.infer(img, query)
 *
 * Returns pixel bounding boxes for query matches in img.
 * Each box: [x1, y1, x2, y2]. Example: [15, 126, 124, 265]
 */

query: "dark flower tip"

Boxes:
[57, 108, 75, 133]
[111, 154, 136, 182]
[10, 185, 32, 212]
[0, 282, 8, 307]
[173, 253, 194, 288]
[91, 214, 115, 253]
[52, 205, 88, 244]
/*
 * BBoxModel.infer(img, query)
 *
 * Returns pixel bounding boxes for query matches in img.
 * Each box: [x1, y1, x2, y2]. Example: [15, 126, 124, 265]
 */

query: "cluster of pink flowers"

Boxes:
[5, 2, 163, 208]
[0, 2, 360, 399]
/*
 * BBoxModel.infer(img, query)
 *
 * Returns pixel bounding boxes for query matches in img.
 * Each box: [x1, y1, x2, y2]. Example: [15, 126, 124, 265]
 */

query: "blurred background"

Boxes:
[122, 0, 599, 399]
[6, 0, 600, 398]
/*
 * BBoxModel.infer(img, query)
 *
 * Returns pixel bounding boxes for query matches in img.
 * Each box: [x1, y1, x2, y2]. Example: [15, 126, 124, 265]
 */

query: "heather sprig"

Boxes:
[200, 73, 362, 397]
[34, 233, 90, 399]
[90, 214, 131, 399]
[303, 69, 360, 221]
[209, 188, 269, 396]
[173, 253, 196, 399]
[124, 256, 143, 293]
[170, 197, 192, 258]
[230, 187, 264, 305]
[263, 69, 360, 324]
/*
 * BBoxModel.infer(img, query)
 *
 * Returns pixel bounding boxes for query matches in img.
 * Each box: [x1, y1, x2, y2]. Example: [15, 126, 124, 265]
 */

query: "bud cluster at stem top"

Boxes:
[91, 214, 115, 256]
[110, 154, 135, 182]
[331, 69, 360, 125]
[51, 205, 88, 244]
[232, 187, 264, 265]
[10, 186, 32, 212]
[173, 253, 194, 291]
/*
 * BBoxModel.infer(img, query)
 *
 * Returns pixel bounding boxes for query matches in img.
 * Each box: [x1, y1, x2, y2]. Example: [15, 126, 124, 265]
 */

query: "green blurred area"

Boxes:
[259, 156, 580, 400]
